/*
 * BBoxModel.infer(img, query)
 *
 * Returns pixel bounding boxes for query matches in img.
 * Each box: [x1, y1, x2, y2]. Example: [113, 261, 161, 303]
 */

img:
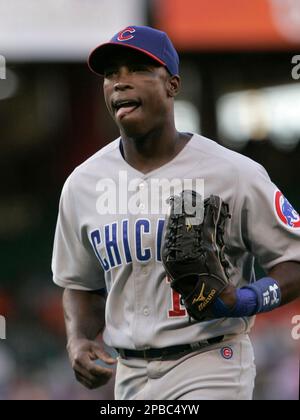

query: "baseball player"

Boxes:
[52, 26, 300, 400]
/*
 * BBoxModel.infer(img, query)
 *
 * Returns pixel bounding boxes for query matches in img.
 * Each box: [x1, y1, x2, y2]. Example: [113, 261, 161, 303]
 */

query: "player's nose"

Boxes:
[113, 66, 133, 91]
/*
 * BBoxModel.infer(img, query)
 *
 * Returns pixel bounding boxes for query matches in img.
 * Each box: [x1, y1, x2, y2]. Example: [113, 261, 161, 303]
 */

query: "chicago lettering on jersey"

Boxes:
[90, 218, 165, 271]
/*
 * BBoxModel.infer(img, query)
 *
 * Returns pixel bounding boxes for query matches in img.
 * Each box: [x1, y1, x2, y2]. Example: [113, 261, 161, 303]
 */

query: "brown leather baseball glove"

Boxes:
[162, 190, 231, 321]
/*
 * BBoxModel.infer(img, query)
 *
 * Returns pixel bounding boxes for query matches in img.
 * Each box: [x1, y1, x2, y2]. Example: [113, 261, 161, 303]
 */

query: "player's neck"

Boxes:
[120, 126, 191, 174]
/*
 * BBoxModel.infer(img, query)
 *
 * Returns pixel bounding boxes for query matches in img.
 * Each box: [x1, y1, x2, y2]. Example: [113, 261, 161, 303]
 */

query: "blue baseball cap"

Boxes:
[88, 25, 179, 76]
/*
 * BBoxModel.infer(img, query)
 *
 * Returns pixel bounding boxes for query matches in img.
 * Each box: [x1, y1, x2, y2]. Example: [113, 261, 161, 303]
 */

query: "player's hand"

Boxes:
[67, 337, 116, 389]
[218, 284, 237, 309]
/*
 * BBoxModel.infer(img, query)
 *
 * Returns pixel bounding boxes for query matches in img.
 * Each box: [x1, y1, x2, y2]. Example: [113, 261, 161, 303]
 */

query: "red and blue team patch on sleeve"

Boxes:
[274, 191, 300, 229]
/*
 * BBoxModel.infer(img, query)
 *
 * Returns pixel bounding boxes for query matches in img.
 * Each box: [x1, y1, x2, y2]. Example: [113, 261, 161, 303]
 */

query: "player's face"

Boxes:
[102, 49, 176, 138]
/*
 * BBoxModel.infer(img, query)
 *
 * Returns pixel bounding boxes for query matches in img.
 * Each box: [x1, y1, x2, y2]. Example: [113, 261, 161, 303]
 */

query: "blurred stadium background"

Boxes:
[0, 0, 299, 400]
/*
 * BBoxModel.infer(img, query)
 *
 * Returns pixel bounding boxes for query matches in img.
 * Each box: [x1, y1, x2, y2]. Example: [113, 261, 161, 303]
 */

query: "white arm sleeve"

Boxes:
[51, 177, 105, 291]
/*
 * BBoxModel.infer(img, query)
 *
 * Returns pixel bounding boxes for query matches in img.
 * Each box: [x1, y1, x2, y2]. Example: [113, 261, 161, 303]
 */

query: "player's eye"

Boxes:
[130, 65, 150, 72]
[104, 68, 118, 78]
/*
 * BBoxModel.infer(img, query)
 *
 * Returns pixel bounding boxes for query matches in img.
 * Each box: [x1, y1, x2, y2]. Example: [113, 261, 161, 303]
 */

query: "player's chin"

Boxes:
[117, 117, 148, 138]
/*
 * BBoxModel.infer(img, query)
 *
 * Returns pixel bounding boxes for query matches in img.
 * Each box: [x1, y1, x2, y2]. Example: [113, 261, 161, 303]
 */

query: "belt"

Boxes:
[116, 335, 224, 360]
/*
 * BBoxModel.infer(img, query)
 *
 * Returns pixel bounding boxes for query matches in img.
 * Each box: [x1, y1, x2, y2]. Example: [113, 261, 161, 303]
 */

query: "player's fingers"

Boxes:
[92, 346, 117, 365]
[86, 360, 114, 378]
[76, 364, 112, 388]
[73, 361, 96, 382]
[72, 352, 107, 384]
[74, 352, 114, 382]
[75, 371, 108, 390]
[74, 371, 94, 389]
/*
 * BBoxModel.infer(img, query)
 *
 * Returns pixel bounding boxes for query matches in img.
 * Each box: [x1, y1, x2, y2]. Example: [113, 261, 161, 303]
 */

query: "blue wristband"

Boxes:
[246, 276, 281, 313]
[212, 277, 281, 318]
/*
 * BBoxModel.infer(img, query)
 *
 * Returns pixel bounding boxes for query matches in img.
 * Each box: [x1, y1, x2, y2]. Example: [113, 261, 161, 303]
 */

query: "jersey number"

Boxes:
[166, 276, 187, 317]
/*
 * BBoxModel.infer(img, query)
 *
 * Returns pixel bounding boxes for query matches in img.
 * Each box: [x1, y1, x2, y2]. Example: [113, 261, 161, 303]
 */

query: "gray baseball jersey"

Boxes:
[52, 133, 300, 350]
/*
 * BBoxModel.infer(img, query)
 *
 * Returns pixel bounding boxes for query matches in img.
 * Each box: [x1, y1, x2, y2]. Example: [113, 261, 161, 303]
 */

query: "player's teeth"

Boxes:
[115, 101, 139, 109]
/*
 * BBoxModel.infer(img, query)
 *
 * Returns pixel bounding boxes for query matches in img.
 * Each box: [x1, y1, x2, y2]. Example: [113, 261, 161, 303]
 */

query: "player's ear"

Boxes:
[166, 75, 181, 97]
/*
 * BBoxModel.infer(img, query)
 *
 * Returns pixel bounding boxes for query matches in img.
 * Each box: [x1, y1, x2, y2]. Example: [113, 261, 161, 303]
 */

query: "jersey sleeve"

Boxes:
[236, 162, 300, 272]
[51, 177, 106, 291]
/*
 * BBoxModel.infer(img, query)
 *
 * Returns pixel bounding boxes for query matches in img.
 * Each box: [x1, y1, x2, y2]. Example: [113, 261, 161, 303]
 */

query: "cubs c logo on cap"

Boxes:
[274, 190, 300, 229]
[117, 27, 136, 42]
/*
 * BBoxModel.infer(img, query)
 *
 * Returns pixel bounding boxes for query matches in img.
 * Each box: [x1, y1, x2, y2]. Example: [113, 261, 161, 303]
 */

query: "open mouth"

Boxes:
[112, 99, 141, 119]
